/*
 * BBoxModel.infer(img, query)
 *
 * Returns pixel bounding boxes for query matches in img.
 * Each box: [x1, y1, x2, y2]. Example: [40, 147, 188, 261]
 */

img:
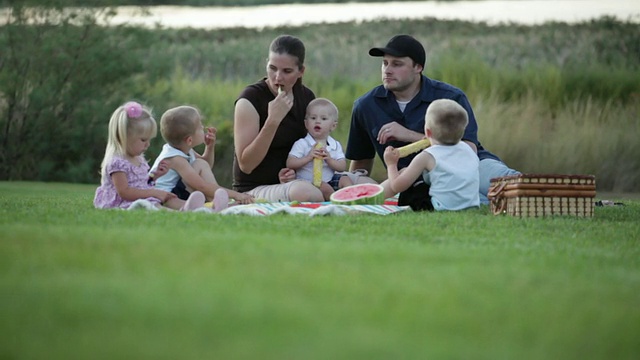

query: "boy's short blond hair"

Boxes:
[160, 106, 201, 147]
[306, 98, 339, 122]
[425, 99, 469, 145]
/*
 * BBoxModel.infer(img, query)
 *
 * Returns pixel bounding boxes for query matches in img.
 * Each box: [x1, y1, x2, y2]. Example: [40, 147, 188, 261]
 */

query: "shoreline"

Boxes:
[3, 2, 638, 30]
[105, 1, 640, 29]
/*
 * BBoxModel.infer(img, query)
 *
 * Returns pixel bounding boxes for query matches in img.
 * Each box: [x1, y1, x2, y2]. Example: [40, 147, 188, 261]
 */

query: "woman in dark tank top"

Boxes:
[232, 35, 324, 202]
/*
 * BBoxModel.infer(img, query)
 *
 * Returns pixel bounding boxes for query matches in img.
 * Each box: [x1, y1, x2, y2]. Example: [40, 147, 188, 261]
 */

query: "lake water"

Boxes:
[108, 0, 640, 29]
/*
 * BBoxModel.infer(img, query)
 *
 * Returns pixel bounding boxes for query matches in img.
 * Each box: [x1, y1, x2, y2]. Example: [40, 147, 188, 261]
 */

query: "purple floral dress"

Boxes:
[93, 155, 162, 209]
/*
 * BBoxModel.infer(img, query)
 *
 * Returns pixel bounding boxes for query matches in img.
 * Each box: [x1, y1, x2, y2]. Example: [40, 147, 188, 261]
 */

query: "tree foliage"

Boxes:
[0, 2, 150, 181]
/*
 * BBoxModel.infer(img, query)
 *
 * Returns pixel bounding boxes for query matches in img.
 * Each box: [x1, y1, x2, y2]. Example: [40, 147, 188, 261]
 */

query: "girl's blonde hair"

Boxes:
[99, 102, 156, 183]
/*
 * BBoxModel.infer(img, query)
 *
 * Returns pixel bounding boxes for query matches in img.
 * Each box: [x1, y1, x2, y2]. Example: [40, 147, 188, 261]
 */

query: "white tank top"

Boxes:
[149, 144, 197, 192]
[423, 142, 480, 211]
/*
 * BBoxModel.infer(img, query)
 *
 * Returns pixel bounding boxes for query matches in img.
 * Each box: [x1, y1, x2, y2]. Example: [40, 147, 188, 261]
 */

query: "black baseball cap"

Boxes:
[369, 35, 426, 69]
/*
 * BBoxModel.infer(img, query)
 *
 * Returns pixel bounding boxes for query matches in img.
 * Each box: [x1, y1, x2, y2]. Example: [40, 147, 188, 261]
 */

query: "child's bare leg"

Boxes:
[192, 158, 218, 184]
[181, 191, 206, 211]
[163, 197, 185, 210]
[213, 188, 229, 212]
[289, 181, 324, 202]
[186, 158, 221, 201]
[319, 182, 334, 201]
[338, 175, 353, 188]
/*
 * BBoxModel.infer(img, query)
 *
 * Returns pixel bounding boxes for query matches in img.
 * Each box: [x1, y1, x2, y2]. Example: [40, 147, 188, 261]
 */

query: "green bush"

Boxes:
[0, 4, 159, 182]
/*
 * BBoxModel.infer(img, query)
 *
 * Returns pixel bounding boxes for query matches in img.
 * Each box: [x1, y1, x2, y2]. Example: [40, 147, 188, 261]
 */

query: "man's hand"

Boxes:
[377, 122, 424, 144]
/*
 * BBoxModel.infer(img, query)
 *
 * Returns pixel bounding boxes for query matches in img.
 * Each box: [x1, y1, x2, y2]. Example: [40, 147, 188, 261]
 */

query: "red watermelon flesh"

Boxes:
[330, 184, 385, 205]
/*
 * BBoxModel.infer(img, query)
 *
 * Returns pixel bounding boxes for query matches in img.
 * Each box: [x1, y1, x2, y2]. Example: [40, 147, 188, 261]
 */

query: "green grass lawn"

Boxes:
[1, 181, 639, 359]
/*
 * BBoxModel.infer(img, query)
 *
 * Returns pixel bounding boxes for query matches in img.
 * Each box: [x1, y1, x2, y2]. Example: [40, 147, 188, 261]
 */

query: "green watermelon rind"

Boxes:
[330, 184, 385, 205]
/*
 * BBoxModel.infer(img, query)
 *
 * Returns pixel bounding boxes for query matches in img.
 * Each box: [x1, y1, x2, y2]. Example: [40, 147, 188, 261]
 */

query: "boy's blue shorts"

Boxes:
[171, 179, 190, 200]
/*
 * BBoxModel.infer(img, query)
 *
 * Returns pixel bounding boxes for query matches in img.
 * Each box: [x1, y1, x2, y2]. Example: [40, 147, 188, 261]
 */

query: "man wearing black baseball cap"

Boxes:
[368, 34, 426, 70]
[345, 34, 519, 206]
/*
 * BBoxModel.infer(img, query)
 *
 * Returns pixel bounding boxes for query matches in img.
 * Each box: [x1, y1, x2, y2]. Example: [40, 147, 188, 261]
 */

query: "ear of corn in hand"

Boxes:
[397, 139, 430, 158]
[313, 141, 325, 187]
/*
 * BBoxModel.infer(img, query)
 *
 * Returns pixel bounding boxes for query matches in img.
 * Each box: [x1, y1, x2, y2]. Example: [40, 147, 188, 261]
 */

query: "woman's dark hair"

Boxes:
[269, 35, 306, 69]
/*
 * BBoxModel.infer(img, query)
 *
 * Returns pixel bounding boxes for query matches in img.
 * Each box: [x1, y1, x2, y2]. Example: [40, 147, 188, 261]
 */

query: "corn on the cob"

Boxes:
[397, 139, 430, 158]
[313, 141, 325, 187]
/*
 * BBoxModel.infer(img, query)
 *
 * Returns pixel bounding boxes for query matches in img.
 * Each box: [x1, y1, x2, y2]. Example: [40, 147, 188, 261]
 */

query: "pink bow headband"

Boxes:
[124, 101, 143, 118]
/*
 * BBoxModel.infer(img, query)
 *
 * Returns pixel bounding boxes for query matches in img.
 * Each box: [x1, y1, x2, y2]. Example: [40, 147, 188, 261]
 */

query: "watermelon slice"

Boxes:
[330, 183, 385, 205]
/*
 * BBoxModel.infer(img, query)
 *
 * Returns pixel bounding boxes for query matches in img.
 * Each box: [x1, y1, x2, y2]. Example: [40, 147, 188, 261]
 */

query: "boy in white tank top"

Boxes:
[150, 105, 254, 208]
[381, 99, 480, 211]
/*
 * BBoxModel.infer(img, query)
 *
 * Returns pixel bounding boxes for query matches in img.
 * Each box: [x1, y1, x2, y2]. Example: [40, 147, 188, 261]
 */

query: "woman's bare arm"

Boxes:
[234, 94, 292, 174]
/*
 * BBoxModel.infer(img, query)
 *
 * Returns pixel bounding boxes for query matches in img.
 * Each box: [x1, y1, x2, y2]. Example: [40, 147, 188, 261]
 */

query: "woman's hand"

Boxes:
[267, 90, 294, 127]
[278, 168, 296, 183]
[232, 192, 255, 204]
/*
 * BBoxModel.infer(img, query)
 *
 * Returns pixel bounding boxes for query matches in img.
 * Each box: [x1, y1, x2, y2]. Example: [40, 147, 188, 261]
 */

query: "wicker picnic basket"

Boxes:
[487, 174, 596, 217]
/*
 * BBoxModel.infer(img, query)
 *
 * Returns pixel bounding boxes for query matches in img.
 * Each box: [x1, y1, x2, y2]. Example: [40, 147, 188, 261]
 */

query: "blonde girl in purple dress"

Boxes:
[93, 101, 208, 211]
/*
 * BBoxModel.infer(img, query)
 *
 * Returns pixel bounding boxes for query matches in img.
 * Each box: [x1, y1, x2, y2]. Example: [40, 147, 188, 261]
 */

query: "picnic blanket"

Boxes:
[217, 201, 410, 216]
[128, 197, 409, 216]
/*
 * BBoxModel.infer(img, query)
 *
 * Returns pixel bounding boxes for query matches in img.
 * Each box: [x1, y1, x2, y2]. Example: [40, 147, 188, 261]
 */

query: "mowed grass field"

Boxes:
[1, 181, 639, 359]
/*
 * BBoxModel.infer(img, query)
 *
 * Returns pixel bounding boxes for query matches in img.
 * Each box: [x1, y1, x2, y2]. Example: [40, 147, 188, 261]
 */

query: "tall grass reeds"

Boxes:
[130, 17, 639, 190]
[4, 11, 637, 190]
[144, 57, 638, 190]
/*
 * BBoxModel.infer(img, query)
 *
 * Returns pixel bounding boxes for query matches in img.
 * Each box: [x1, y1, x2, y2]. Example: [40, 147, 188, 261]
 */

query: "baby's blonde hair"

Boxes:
[99, 102, 156, 183]
[160, 106, 202, 147]
[425, 99, 468, 145]
[306, 98, 339, 122]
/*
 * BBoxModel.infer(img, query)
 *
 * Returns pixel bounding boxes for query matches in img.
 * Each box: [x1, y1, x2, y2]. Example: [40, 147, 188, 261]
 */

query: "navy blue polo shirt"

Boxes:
[346, 75, 500, 170]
